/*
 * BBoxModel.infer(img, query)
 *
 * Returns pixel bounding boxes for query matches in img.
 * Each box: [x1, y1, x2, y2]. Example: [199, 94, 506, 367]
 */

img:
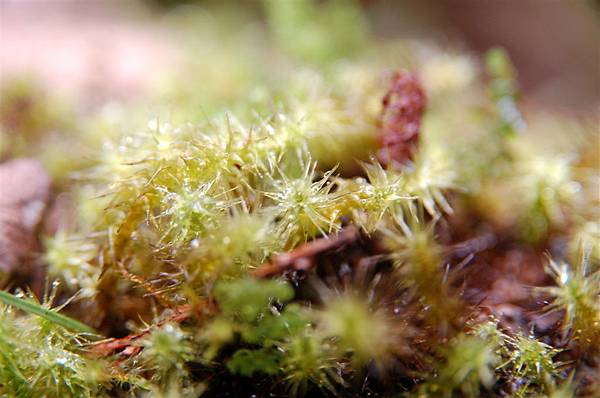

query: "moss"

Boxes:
[0, 1, 598, 397]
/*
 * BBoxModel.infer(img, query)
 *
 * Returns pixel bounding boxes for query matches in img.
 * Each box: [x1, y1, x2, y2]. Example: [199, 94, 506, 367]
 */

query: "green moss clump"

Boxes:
[0, 1, 598, 397]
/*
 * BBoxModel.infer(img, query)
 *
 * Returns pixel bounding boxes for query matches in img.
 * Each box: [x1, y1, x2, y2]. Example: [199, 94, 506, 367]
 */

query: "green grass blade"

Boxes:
[0, 290, 96, 335]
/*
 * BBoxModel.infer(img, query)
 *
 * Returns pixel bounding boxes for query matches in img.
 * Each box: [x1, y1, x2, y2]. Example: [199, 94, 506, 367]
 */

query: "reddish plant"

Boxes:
[377, 71, 426, 167]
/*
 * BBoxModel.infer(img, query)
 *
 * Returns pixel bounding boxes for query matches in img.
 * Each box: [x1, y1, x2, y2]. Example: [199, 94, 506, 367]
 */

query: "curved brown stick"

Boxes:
[89, 303, 201, 358]
[251, 225, 360, 278]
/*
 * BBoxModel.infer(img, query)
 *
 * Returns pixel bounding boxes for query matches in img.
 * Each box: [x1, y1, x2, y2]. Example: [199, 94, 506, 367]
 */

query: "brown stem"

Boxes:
[89, 303, 205, 357]
[251, 225, 360, 278]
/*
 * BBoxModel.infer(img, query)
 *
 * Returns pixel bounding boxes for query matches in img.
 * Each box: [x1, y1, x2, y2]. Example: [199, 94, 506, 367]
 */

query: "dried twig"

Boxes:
[251, 225, 360, 278]
[89, 304, 198, 357]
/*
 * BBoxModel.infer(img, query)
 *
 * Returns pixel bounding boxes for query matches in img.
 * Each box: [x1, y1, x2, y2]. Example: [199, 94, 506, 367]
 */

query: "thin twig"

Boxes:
[252, 225, 360, 278]
[89, 304, 197, 357]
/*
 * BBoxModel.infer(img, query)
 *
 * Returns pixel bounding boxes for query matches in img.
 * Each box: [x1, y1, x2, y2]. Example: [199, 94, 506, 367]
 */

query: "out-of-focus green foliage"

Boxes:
[417, 333, 499, 397]
[265, 0, 368, 66]
[485, 47, 525, 137]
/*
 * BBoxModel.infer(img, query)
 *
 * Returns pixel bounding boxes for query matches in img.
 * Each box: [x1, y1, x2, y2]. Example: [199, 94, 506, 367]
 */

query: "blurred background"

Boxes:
[1, 0, 598, 112]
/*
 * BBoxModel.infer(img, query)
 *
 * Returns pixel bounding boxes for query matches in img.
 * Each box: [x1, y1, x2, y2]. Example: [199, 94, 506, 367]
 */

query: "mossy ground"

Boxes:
[0, 1, 598, 397]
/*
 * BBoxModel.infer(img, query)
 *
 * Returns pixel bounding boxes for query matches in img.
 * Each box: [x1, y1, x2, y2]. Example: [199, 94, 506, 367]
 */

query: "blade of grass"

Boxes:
[0, 290, 97, 335]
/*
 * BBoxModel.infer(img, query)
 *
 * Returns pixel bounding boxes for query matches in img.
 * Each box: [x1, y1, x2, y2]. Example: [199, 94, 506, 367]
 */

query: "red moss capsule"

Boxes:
[377, 71, 426, 167]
